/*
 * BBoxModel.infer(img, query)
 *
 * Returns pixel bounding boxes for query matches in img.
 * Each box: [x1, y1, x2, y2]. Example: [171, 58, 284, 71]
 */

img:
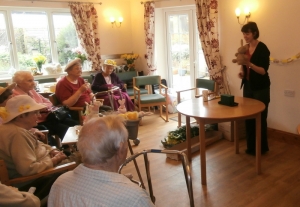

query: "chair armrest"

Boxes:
[176, 87, 196, 93]
[133, 86, 140, 91]
[68, 107, 84, 111]
[123, 83, 127, 89]
[9, 162, 77, 185]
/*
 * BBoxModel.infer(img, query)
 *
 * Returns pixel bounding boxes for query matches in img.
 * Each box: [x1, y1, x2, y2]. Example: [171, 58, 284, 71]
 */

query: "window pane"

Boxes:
[11, 11, 51, 70]
[53, 13, 79, 66]
[0, 13, 12, 73]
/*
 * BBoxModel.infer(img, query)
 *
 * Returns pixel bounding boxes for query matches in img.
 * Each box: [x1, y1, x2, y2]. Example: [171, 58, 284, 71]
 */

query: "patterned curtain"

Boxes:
[195, 0, 230, 94]
[144, 1, 155, 75]
[69, 3, 101, 71]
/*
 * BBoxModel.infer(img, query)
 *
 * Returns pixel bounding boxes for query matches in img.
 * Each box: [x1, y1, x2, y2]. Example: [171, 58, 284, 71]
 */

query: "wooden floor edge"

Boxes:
[268, 127, 300, 147]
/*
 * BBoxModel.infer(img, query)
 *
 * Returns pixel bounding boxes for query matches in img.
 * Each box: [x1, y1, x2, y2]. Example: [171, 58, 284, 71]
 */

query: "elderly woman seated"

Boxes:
[55, 58, 111, 117]
[0, 95, 67, 199]
[91, 59, 135, 111]
[12, 71, 78, 145]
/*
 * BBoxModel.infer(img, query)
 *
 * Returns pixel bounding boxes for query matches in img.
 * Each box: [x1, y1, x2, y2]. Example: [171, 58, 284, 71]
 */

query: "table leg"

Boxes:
[234, 121, 239, 154]
[255, 113, 262, 174]
[186, 116, 191, 161]
[199, 119, 206, 185]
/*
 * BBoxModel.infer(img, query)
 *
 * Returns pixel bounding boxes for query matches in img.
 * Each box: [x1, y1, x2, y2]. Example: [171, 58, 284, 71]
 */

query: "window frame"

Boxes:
[0, 7, 76, 79]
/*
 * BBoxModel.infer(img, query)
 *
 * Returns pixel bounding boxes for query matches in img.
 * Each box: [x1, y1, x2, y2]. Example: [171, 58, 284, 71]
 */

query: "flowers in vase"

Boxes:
[121, 53, 139, 71]
[33, 54, 47, 72]
[72, 46, 87, 63]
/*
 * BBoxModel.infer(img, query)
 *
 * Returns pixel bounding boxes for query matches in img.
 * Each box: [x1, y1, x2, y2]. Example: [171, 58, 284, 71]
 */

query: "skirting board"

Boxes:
[268, 128, 300, 147]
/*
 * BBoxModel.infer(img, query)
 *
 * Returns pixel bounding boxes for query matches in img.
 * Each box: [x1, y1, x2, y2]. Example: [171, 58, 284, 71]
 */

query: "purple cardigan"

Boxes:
[91, 72, 126, 92]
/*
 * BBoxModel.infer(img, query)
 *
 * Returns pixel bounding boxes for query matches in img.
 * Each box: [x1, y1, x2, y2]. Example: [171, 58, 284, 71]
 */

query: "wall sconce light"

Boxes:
[110, 17, 123, 28]
[235, 7, 251, 25]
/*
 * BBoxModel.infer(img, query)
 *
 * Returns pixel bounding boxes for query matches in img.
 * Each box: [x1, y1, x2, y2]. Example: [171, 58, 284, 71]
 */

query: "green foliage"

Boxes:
[56, 23, 79, 65]
[17, 53, 35, 70]
[0, 52, 11, 71]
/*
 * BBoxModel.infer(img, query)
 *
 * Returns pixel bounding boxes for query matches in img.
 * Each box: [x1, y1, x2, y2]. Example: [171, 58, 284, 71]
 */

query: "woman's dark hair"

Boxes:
[241, 21, 259, 39]
[0, 89, 12, 104]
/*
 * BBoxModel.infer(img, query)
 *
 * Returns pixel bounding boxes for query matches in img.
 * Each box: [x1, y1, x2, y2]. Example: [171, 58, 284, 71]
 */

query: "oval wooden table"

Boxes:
[176, 96, 265, 185]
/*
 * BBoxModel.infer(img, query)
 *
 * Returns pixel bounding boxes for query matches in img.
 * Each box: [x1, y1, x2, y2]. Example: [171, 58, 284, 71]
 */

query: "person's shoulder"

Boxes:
[258, 41, 270, 54]
[94, 72, 103, 77]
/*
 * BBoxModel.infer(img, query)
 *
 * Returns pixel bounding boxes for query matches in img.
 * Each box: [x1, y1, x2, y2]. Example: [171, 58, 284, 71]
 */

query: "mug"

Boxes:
[202, 90, 209, 102]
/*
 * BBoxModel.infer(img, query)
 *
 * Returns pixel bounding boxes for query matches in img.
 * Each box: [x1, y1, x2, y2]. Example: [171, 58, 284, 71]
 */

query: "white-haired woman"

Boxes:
[91, 59, 135, 111]
[12, 71, 78, 145]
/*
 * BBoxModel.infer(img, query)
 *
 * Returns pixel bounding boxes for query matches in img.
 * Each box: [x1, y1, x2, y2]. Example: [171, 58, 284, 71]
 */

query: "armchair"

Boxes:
[0, 159, 76, 186]
[133, 75, 168, 122]
[48, 93, 85, 125]
[176, 78, 217, 127]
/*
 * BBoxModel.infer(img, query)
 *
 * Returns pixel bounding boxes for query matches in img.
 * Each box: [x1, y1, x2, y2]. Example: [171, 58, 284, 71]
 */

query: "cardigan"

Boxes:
[241, 41, 271, 91]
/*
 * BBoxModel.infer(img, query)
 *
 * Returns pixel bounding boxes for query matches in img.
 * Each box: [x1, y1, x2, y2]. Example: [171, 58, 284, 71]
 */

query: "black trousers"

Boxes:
[38, 114, 78, 145]
[243, 80, 270, 152]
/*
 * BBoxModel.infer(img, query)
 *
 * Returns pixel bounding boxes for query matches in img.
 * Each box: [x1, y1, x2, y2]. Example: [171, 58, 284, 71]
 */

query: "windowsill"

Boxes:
[0, 70, 98, 83]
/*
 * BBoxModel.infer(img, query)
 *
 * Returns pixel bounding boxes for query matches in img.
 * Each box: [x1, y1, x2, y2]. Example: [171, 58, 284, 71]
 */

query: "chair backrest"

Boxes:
[195, 78, 215, 91]
[49, 93, 60, 106]
[81, 75, 94, 84]
[134, 75, 161, 87]
[0, 82, 8, 87]
[35, 78, 57, 84]
[116, 71, 137, 83]
[0, 159, 10, 185]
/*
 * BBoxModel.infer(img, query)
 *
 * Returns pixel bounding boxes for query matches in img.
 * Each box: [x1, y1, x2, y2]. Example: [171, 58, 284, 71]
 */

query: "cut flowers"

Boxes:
[121, 53, 139, 71]
[33, 54, 47, 72]
[72, 46, 87, 63]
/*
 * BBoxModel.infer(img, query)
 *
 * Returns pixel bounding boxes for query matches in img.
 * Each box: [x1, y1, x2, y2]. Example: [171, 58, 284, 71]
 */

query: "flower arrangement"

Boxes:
[33, 54, 47, 72]
[121, 53, 139, 71]
[72, 46, 87, 63]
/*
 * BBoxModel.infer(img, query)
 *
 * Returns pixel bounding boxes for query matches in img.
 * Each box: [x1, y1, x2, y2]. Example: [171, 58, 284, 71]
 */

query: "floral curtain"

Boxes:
[195, 0, 230, 94]
[144, 1, 155, 75]
[69, 3, 101, 71]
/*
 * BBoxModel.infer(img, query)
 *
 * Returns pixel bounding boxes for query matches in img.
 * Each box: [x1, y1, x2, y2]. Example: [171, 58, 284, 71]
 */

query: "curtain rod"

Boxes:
[141, 0, 182, 4]
[3, 0, 102, 5]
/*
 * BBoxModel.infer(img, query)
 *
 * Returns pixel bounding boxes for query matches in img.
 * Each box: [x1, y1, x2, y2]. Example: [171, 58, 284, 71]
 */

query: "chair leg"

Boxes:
[178, 112, 182, 128]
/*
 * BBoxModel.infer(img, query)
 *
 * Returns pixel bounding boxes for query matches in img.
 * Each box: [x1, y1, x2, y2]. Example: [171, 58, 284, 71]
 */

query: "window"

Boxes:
[0, 8, 80, 77]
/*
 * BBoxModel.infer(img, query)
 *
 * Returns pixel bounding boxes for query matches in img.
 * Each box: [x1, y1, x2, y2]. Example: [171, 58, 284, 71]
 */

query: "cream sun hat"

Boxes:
[103, 59, 117, 67]
[64, 58, 82, 72]
[0, 83, 16, 96]
[0, 95, 46, 124]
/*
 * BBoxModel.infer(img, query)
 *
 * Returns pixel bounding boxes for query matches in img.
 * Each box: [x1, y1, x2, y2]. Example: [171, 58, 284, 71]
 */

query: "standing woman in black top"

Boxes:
[238, 22, 270, 155]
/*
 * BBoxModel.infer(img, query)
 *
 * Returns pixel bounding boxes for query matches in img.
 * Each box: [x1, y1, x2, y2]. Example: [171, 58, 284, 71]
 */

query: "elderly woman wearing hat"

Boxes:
[55, 58, 93, 108]
[91, 59, 135, 111]
[0, 95, 67, 199]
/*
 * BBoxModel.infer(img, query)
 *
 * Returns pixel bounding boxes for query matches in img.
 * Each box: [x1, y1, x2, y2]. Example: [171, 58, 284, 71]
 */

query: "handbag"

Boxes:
[52, 106, 70, 121]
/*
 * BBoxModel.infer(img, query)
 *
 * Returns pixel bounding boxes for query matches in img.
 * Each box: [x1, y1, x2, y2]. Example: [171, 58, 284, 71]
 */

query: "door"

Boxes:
[165, 7, 208, 100]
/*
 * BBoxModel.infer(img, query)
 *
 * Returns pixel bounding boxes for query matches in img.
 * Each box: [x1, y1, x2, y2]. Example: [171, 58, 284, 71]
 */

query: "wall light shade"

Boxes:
[235, 7, 251, 25]
[110, 16, 123, 28]
[110, 17, 115, 23]
[235, 8, 241, 17]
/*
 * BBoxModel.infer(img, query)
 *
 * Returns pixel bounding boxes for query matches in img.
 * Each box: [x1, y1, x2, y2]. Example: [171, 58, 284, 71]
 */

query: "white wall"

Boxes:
[219, 0, 300, 134]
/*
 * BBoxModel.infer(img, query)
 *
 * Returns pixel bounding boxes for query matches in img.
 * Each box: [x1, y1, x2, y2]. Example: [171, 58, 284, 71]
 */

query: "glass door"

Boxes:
[166, 8, 207, 100]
